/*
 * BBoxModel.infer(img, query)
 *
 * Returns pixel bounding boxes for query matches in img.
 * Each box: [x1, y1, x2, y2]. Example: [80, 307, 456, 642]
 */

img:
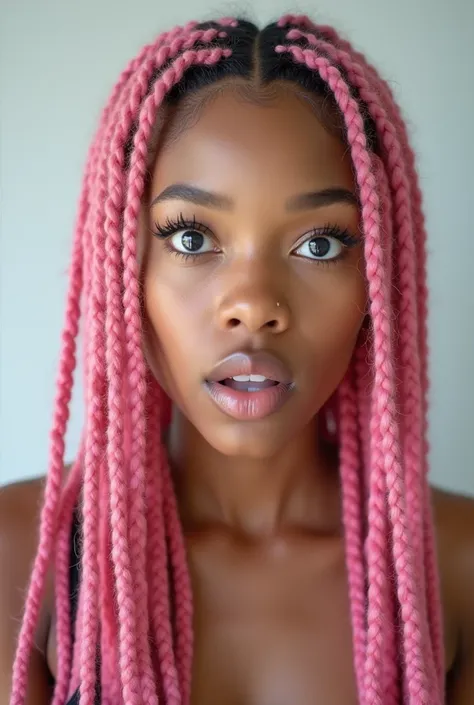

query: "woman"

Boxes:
[1, 13, 473, 705]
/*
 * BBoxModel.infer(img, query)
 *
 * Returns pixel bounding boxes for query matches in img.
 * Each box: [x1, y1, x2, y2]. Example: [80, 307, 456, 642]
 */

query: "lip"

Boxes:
[204, 351, 294, 421]
[206, 351, 293, 385]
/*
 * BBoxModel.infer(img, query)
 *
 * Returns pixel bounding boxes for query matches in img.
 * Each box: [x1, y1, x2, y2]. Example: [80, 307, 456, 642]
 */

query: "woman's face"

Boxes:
[143, 83, 366, 458]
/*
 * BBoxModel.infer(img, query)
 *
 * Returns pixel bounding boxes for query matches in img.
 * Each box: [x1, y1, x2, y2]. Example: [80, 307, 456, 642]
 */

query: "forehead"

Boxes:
[150, 83, 355, 197]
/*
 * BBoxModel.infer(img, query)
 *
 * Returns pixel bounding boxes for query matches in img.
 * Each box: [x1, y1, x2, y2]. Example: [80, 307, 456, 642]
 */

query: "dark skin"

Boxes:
[1, 83, 473, 704]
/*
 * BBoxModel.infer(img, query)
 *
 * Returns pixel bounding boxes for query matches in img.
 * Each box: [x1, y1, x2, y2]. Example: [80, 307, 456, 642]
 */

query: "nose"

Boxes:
[215, 279, 290, 335]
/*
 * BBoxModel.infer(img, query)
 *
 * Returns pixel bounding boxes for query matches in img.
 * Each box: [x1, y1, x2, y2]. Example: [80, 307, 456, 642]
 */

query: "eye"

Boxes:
[151, 214, 218, 258]
[170, 228, 214, 255]
[292, 225, 360, 263]
[294, 235, 343, 261]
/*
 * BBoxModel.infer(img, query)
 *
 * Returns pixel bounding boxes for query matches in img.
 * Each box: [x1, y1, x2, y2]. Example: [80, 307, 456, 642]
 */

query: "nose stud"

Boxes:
[276, 302, 280, 307]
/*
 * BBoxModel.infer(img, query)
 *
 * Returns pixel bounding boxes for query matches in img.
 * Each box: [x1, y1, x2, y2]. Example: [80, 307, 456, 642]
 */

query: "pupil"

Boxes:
[309, 237, 330, 258]
[182, 231, 204, 252]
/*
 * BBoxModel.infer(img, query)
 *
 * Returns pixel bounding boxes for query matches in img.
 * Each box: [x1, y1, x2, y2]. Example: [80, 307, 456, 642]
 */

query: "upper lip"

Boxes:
[206, 351, 293, 384]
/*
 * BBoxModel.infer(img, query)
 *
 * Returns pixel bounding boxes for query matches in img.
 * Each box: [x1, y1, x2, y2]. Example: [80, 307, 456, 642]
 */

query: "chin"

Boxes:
[200, 419, 297, 460]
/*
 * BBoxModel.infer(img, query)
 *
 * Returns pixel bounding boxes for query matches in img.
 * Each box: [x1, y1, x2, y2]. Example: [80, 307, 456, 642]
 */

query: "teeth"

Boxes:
[231, 374, 268, 382]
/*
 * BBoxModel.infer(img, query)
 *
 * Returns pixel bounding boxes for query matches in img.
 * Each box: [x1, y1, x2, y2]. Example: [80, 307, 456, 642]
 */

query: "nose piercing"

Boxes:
[276, 302, 280, 307]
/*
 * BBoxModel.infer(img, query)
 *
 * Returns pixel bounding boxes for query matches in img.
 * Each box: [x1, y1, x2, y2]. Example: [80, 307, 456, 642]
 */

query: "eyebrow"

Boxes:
[150, 184, 232, 209]
[286, 187, 359, 211]
[150, 184, 359, 211]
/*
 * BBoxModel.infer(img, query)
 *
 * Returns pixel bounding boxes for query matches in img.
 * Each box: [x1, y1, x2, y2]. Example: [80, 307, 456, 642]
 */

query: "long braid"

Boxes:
[10, 160, 84, 705]
[315, 25, 443, 693]
[338, 368, 367, 700]
[286, 24, 426, 566]
[120, 31, 232, 705]
[316, 25, 443, 689]
[145, 380, 181, 705]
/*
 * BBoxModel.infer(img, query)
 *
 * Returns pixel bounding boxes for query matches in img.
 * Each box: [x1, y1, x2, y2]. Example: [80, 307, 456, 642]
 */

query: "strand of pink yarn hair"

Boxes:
[51, 129, 99, 705]
[314, 25, 443, 692]
[285, 24, 425, 567]
[44, 30, 166, 701]
[162, 448, 194, 705]
[102, 46, 231, 704]
[284, 21, 440, 697]
[79, 28, 190, 699]
[82, 25, 206, 702]
[103, 50, 159, 705]
[145, 379, 182, 705]
[278, 44, 433, 703]
[78, 85, 118, 702]
[51, 450, 84, 704]
[101, 42, 230, 704]
[73, 46, 141, 701]
[276, 42, 400, 704]
[10, 171, 85, 705]
[337, 368, 367, 701]
[282, 25, 444, 700]
[364, 158, 399, 705]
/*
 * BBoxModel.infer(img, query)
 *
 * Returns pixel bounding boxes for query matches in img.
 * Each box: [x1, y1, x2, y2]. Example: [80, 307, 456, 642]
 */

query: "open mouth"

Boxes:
[204, 350, 294, 420]
[218, 375, 280, 392]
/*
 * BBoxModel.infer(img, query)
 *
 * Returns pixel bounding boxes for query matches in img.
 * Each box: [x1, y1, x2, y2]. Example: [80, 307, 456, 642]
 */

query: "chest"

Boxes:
[188, 532, 358, 705]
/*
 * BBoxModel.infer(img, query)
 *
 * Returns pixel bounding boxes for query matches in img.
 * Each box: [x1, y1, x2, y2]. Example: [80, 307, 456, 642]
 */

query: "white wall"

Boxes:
[1, 0, 473, 493]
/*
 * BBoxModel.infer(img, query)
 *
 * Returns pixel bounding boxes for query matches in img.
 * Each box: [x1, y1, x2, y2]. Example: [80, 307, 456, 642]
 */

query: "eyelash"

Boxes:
[152, 213, 214, 262]
[151, 213, 359, 264]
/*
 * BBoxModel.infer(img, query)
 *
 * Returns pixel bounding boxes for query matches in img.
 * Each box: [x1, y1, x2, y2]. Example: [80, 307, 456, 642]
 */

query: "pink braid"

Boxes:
[147, 380, 182, 705]
[119, 30, 231, 705]
[78, 94, 114, 703]
[162, 461, 194, 705]
[10, 179, 84, 705]
[286, 26, 426, 583]
[51, 452, 84, 705]
[309, 26, 443, 687]
[277, 43, 434, 704]
[145, 380, 181, 705]
[338, 369, 367, 700]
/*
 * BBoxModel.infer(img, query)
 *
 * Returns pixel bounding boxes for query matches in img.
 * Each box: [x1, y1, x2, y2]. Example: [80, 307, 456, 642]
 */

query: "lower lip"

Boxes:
[205, 381, 294, 420]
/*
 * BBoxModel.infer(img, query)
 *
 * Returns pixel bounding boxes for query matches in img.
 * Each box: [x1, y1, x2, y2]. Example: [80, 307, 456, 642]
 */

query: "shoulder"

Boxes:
[0, 475, 46, 537]
[432, 486, 474, 611]
[0, 477, 53, 698]
[432, 486, 474, 582]
[432, 487, 474, 693]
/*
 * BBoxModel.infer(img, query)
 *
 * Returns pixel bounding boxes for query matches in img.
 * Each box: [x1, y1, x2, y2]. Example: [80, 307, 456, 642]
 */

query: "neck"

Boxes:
[166, 410, 341, 538]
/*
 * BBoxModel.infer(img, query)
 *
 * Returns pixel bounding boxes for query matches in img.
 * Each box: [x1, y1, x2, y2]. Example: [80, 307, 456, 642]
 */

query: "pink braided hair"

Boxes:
[10, 15, 443, 705]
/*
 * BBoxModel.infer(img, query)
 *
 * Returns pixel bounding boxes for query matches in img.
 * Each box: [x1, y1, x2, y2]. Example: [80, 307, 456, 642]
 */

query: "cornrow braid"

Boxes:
[11, 14, 443, 705]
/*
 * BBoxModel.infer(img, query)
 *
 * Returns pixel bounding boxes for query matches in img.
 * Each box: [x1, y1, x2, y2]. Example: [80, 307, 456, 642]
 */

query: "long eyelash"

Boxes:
[311, 223, 360, 247]
[151, 212, 211, 239]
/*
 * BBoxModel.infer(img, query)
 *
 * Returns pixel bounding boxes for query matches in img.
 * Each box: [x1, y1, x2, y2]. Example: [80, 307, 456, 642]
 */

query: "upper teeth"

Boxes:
[232, 374, 267, 382]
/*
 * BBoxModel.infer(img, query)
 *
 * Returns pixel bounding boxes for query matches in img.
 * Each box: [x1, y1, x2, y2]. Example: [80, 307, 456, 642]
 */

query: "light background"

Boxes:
[1, 0, 473, 493]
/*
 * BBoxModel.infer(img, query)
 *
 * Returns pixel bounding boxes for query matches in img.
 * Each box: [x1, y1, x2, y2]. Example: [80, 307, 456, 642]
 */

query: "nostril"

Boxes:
[266, 319, 278, 329]
[228, 318, 240, 329]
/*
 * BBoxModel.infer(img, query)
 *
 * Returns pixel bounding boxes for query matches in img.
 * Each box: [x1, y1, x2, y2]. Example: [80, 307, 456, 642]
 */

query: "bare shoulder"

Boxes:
[432, 487, 474, 703]
[432, 486, 474, 604]
[0, 476, 53, 702]
[432, 486, 474, 571]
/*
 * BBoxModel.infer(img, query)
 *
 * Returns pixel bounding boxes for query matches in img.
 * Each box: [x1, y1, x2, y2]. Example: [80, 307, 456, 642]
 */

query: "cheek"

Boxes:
[298, 259, 367, 375]
[142, 265, 205, 399]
